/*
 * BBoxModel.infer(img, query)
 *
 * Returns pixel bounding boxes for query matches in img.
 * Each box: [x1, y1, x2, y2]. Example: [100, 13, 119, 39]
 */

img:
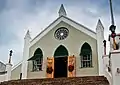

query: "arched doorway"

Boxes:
[54, 45, 68, 78]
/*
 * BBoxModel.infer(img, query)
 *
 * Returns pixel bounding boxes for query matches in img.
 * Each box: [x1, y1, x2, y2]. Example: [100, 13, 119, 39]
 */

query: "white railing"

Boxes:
[0, 74, 6, 82]
[103, 55, 112, 85]
[104, 69, 112, 85]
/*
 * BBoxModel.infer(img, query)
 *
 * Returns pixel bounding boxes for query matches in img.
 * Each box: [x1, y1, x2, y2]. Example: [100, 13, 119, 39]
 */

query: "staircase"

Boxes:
[0, 76, 109, 85]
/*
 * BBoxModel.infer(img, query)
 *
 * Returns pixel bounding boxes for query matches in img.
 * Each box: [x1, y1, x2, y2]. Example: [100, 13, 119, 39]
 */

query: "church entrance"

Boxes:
[54, 45, 68, 78]
[54, 56, 67, 78]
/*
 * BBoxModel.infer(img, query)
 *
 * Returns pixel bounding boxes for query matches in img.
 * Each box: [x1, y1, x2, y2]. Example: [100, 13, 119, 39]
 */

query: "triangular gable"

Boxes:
[30, 16, 96, 46]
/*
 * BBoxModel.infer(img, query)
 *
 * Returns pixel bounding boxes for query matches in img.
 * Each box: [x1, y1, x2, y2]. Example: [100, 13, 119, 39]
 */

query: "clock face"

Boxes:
[54, 27, 69, 40]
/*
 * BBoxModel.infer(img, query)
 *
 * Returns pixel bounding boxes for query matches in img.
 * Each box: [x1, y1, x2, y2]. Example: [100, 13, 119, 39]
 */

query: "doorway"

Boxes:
[54, 56, 67, 78]
[54, 45, 68, 78]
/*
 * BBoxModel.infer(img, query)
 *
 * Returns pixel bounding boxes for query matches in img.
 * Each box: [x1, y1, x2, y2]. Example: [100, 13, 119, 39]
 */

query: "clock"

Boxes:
[54, 27, 69, 40]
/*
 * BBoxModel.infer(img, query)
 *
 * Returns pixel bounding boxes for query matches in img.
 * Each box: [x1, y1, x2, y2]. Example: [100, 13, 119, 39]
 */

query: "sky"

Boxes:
[0, 0, 120, 65]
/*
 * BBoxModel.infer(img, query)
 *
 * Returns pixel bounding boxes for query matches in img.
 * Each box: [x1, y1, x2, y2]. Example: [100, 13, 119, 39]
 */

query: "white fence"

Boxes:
[103, 55, 112, 85]
[0, 74, 6, 82]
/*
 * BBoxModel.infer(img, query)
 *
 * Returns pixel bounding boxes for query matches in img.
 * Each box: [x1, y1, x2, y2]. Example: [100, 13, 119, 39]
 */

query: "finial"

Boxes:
[24, 30, 31, 39]
[58, 4, 67, 17]
[8, 50, 13, 63]
[98, 19, 102, 24]
[96, 19, 104, 30]
[98, 19, 102, 25]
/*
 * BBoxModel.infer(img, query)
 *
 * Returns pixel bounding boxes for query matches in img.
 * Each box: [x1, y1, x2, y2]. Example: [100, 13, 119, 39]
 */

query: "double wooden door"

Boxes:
[46, 55, 76, 78]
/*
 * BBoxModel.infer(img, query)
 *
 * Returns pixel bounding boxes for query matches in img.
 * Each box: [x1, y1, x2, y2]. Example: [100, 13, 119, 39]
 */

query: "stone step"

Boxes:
[0, 76, 109, 85]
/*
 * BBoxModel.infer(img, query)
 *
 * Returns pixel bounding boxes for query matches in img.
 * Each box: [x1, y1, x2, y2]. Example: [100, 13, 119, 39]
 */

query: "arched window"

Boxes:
[80, 42, 92, 68]
[28, 48, 43, 71]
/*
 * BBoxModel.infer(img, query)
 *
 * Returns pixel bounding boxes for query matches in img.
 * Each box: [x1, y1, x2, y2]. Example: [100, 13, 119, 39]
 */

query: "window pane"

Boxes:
[81, 54, 92, 68]
[85, 61, 87, 67]
[83, 61, 85, 67]
[83, 55, 87, 60]
[87, 61, 90, 67]
[32, 59, 42, 71]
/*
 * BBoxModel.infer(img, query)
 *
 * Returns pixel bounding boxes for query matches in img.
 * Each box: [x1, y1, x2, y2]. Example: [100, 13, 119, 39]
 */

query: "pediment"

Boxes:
[30, 16, 96, 46]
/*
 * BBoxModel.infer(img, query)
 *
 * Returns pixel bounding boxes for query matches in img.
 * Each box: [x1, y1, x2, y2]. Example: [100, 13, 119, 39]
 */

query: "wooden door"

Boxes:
[46, 57, 54, 78]
[68, 55, 76, 77]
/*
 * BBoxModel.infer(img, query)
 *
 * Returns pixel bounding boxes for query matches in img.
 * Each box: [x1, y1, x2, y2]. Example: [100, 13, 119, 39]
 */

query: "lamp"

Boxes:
[109, 25, 116, 33]
[109, 25, 117, 50]
[117, 68, 120, 74]
[109, 25, 116, 38]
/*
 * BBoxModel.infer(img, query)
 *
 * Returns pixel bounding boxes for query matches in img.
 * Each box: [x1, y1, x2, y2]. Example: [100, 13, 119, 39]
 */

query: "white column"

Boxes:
[6, 63, 12, 81]
[21, 30, 31, 79]
[96, 19, 104, 75]
[110, 50, 120, 85]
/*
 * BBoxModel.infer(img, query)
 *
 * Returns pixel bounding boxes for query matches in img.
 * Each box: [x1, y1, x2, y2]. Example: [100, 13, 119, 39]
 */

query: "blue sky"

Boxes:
[0, 0, 120, 65]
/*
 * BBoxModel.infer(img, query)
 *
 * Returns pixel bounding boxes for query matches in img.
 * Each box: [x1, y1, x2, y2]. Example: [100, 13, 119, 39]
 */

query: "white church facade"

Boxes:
[20, 4, 103, 79]
[0, 4, 120, 85]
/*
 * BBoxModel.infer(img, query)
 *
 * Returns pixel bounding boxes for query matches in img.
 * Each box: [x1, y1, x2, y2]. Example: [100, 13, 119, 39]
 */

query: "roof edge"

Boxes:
[30, 16, 96, 46]
[63, 16, 96, 34]
[30, 16, 62, 42]
[12, 61, 22, 71]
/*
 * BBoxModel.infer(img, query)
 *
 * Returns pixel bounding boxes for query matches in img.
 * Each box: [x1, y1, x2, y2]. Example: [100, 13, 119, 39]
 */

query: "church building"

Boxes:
[10, 4, 105, 79]
[1, 3, 120, 85]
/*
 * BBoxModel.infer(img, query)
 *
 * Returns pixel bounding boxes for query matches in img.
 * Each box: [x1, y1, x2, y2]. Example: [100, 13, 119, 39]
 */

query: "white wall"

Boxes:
[103, 55, 112, 85]
[28, 21, 99, 78]
[111, 50, 120, 85]
[0, 74, 6, 82]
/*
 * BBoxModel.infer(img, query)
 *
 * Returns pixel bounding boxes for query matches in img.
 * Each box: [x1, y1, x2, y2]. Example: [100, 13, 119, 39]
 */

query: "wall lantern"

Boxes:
[117, 68, 120, 74]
